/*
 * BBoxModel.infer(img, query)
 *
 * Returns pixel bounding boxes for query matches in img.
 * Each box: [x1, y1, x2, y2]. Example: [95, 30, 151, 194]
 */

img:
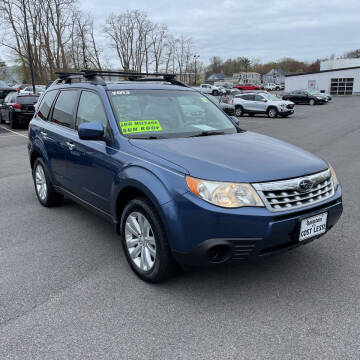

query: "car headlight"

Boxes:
[328, 163, 338, 190]
[186, 176, 264, 208]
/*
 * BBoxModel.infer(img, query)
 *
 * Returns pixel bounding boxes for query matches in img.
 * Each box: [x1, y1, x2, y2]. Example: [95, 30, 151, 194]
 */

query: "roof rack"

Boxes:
[52, 70, 189, 88]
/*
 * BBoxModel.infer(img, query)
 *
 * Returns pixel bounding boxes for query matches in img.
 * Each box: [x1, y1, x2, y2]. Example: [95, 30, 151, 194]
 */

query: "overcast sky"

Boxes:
[80, 0, 360, 65]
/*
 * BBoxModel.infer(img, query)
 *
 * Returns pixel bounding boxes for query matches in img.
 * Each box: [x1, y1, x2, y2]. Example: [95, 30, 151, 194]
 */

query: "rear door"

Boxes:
[3, 92, 17, 122]
[41, 89, 79, 187]
[241, 94, 256, 111]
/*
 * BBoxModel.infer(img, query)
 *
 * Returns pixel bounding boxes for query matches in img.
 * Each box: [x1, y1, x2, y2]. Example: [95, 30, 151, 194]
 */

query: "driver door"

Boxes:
[64, 90, 121, 213]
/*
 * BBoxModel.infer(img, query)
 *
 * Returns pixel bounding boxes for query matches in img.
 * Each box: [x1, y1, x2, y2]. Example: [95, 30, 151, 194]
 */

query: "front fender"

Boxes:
[110, 164, 187, 224]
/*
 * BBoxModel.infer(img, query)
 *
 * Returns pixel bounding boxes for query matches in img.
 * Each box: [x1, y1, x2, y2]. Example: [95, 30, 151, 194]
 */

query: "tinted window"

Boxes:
[17, 96, 39, 104]
[76, 91, 107, 130]
[52, 90, 78, 128]
[38, 90, 58, 120]
[242, 94, 255, 101]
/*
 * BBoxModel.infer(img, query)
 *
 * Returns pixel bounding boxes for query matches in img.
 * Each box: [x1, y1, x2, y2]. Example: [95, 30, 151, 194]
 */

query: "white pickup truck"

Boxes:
[192, 84, 221, 96]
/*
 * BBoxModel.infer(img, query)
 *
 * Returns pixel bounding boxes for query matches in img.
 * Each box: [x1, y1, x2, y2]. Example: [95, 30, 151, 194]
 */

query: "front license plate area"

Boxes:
[299, 212, 328, 242]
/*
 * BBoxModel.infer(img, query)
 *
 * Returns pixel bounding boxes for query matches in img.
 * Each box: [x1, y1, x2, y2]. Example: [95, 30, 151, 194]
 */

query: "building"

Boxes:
[206, 73, 226, 82]
[263, 69, 286, 85]
[232, 72, 261, 84]
[320, 58, 360, 71]
[285, 66, 360, 95]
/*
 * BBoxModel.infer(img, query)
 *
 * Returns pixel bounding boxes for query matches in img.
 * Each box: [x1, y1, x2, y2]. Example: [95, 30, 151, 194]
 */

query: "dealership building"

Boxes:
[285, 66, 360, 95]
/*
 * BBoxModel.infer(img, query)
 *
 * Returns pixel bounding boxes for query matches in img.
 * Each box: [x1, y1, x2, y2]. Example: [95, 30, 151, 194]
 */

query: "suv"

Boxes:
[231, 92, 295, 118]
[28, 71, 342, 283]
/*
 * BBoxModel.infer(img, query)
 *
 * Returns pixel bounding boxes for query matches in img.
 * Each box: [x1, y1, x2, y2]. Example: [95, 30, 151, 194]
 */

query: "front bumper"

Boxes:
[163, 186, 342, 267]
[279, 109, 294, 115]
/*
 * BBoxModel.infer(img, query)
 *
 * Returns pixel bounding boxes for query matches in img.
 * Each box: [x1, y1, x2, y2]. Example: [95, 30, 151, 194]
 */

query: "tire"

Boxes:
[0, 112, 4, 124]
[120, 197, 178, 283]
[309, 99, 315, 105]
[32, 158, 63, 207]
[10, 113, 17, 129]
[235, 106, 243, 117]
[212, 90, 219, 96]
[249, 113, 255, 117]
[267, 107, 278, 118]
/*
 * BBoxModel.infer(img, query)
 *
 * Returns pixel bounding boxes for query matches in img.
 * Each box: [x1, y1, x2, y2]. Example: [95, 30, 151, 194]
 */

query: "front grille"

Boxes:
[286, 104, 294, 109]
[252, 169, 334, 212]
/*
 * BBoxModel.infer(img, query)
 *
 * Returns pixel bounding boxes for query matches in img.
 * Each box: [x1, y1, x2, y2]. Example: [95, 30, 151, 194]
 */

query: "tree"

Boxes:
[344, 49, 360, 58]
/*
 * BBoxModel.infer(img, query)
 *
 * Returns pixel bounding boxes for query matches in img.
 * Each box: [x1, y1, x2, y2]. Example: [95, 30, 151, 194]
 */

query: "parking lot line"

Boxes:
[0, 125, 28, 138]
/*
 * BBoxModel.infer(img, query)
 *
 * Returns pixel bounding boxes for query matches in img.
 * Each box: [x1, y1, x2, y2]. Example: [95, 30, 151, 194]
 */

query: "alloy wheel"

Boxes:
[35, 164, 47, 201]
[125, 212, 157, 272]
[235, 107, 243, 117]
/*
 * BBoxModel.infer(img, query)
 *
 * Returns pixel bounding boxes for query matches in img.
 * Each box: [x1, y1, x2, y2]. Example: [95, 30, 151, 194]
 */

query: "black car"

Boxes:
[204, 94, 235, 116]
[282, 90, 327, 105]
[0, 80, 15, 106]
[0, 93, 39, 128]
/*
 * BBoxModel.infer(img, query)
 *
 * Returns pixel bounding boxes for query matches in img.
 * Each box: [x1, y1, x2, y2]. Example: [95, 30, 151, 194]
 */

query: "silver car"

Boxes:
[231, 92, 295, 118]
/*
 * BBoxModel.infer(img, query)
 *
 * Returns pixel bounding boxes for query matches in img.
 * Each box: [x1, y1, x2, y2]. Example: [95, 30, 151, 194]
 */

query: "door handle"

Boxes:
[40, 131, 47, 137]
[65, 141, 76, 150]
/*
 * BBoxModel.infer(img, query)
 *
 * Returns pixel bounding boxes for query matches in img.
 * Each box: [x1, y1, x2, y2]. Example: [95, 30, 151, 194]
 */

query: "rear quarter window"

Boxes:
[38, 90, 58, 120]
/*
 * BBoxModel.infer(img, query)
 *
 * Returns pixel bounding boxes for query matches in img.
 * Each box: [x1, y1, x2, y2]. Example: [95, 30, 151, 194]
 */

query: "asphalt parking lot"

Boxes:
[0, 97, 359, 359]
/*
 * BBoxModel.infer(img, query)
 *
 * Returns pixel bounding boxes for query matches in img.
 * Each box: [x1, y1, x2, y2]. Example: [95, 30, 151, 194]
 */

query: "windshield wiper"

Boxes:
[189, 131, 225, 137]
[130, 134, 167, 139]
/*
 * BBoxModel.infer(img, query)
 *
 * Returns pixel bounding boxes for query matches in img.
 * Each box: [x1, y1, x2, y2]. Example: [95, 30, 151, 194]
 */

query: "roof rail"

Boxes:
[52, 70, 189, 88]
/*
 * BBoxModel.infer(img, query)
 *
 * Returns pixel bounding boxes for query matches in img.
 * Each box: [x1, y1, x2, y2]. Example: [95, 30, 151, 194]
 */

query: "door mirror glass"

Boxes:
[78, 122, 104, 141]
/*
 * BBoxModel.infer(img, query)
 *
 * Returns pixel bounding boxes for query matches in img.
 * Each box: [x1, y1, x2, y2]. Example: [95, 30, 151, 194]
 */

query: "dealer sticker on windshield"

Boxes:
[299, 212, 327, 242]
[119, 120, 163, 134]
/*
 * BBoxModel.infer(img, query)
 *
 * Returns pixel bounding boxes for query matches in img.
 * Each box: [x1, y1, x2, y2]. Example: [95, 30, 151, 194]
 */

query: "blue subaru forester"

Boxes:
[28, 71, 343, 282]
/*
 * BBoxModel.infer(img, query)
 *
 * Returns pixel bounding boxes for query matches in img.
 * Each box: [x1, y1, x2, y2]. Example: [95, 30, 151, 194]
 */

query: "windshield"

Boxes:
[262, 93, 281, 101]
[108, 89, 236, 139]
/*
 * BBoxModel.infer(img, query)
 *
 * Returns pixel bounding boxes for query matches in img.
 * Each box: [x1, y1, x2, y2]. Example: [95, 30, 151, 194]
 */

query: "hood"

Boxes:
[129, 132, 328, 183]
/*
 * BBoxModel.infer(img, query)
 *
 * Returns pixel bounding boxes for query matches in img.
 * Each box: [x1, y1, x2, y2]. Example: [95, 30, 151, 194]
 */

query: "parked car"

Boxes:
[282, 90, 327, 105]
[231, 92, 295, 118]
[204, 94, 235, 116]
[0, 80, 15, 107]
[263, 83, 281, 91]
[193, 83, 221, 96]
[28, 71, 342, 283]
[236, 84, 262, 91]
[14, 84, 31, 93]
[0, 93, 39, 128]
[20, 85, 46, 96]
[308, 90, 332, 101]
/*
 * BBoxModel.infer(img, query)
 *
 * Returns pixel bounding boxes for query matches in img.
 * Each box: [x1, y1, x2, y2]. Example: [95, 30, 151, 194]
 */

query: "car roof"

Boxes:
[48, 81, 195, 92]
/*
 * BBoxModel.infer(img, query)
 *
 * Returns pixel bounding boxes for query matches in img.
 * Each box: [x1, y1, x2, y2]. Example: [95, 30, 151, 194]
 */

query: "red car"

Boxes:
[236, 83, 262, 91]
[15, 84, 31, 93]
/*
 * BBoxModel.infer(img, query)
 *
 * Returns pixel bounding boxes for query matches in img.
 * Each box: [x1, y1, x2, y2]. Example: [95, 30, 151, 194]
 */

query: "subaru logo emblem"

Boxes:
[298, 179, 313, 192]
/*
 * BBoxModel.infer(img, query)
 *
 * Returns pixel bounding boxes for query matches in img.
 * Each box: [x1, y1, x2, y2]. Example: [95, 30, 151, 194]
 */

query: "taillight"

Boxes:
[232, 99, 234, 104]
[13, 103, 21, 109]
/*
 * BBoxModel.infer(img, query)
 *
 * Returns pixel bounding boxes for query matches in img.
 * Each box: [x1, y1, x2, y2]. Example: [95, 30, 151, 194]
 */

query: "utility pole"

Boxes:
[22, 0, 36, 94]
[193, 54, 200, 86]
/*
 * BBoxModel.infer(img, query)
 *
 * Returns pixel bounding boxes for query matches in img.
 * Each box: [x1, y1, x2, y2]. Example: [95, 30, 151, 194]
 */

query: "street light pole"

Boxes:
[193, 54, 200, 86]
[22, 0, 36, 94]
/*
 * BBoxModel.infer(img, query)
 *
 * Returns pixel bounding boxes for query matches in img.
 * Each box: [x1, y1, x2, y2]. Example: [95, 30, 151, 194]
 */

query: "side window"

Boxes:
[255, 94, 264, 101]
[38, 90, 58, 120]
[51, 90, 78, 128]
[242, 94, 255, 101]
[76, 91, 107, 130]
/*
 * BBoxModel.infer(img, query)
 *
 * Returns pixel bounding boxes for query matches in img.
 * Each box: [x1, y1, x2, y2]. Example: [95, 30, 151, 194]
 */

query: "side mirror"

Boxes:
[78, 122, 104, 141]
[230, 116, 240, 126]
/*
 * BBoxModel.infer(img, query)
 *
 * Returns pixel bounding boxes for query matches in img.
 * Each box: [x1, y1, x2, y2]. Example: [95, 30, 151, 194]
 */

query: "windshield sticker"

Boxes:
[192, 124, 216, 131]
[200, 97, 208, 103]
[112, 90, 131, 96]
[119, 120, 163, 134]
